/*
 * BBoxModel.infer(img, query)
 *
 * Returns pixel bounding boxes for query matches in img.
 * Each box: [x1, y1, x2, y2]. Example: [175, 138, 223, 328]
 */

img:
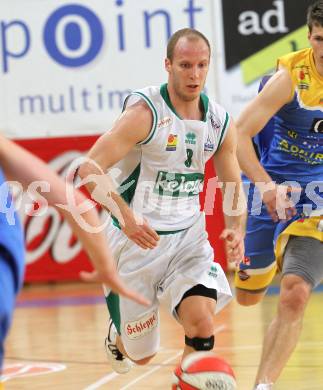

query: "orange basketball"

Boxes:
[172, 352, 236, 390]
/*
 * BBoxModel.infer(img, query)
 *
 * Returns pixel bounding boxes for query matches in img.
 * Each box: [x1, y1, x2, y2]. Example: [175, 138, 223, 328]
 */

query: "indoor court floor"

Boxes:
[3, 277, 323, 389]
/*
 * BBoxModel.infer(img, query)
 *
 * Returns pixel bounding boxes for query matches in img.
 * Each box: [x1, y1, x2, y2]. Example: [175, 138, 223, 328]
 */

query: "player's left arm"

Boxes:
[213, 120, 246, 263]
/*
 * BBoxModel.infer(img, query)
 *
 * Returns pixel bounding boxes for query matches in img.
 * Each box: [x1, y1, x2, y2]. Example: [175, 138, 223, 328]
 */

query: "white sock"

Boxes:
[254, 384, 274, 390]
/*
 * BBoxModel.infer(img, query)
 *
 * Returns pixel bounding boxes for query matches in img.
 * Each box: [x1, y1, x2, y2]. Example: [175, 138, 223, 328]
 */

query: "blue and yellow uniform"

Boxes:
[236, 48, 323, 292]
[0, 168, 25, 377]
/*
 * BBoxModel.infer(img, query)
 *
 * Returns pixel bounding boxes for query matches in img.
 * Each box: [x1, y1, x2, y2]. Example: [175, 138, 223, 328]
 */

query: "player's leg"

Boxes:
[176, 285, 217, 359]
[159, 213, 232, 360]
[104, 290, 158, 372]
[104, 227, 167, 372]
[255, 236, 322, 387]
[235, 206, 277, 306]
[0, 248, 17, 384]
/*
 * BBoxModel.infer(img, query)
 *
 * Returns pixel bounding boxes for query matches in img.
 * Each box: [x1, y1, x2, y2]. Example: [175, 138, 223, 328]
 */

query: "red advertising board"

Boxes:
[16, 135, 227, 282]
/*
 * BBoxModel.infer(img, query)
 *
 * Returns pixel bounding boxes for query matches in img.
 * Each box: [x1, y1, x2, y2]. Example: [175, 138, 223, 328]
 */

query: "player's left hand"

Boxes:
[80, 269, 151, 306]
[220, 228, 244, 265]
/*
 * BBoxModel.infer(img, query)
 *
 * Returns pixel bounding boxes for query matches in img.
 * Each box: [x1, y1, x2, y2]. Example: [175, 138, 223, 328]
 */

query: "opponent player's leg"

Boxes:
[235, 210, 277, 306]
[176, 285, 217, 359]
[254, 236, 321, 387]
[0, 248, 17, 384]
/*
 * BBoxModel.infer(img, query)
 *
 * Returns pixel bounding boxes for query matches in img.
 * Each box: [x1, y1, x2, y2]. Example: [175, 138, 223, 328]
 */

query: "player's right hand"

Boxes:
[120, 211, 160, 249]
[262, 183, 300, 222]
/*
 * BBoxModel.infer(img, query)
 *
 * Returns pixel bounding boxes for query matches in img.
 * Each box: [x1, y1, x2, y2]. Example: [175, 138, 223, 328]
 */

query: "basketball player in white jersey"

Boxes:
[79, 28, 245, 374]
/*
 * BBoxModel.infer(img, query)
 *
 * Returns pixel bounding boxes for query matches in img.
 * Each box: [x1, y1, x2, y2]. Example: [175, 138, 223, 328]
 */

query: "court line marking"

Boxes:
[84, 324, 226, 390]
[83, 372, 119, 390]
[120, 351, 182, 390]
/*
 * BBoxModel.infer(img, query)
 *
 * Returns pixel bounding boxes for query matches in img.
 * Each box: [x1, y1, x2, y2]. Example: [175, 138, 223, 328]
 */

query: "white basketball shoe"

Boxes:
[105, 320, 133, 374]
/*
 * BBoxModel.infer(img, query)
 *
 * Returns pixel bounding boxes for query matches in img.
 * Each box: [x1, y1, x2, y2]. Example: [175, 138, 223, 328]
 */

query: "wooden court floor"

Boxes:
[3, 277, 323, 390]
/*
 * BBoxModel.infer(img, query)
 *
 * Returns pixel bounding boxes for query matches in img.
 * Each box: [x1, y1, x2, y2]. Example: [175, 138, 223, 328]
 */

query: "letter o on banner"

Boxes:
[43, 4, 104, 67]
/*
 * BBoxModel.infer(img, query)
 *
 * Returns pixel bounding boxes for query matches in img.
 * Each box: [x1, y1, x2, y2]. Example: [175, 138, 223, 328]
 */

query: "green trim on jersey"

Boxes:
[111, 164, 141, 227]
[200, 93, 209, 121]
[134, 92, 158, 145]
[122, 91, 158, 145]
[160, 84, 209, 122]
[217, 112, 230, 151]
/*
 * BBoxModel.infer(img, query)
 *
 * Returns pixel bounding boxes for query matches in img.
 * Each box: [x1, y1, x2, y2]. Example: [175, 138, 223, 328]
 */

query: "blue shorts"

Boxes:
[0, 246, 21, 373]
[235, 182, 286, 292]
[235, 180, 323, 291]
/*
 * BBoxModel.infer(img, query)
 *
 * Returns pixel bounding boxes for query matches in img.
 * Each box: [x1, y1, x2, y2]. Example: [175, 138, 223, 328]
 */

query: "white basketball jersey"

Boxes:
[111, 84, 230, 232]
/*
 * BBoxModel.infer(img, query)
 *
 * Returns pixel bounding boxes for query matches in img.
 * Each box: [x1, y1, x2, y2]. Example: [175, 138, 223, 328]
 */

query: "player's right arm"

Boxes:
[78, 101, 160, 249]
[236, 68, 297, 221]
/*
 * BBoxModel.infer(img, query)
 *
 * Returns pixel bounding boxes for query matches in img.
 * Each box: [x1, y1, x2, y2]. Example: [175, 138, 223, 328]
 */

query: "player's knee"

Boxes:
[132, 353, 156, 365]
[280, 278, 311, 314]
[235, 289, 265, 306]
[186, 314, 214, 338]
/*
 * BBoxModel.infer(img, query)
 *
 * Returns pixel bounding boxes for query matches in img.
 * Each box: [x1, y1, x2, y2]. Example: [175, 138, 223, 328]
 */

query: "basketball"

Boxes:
[172, 352, 236, 390]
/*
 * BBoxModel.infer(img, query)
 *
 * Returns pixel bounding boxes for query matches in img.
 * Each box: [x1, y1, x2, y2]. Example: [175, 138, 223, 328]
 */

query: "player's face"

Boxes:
[166, 37, 210, 102]
[308, 24, 323, 68]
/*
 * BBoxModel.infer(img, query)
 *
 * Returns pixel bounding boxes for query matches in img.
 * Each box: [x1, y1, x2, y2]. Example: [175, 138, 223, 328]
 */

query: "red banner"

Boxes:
[16, 135, 227, 282]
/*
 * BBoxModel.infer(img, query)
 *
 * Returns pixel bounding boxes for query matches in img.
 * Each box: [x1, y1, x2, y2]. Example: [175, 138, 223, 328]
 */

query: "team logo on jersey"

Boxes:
[154, 171, 204, 197]
[204, 135, 215, 151]
[166, 134, 178, 151]
[185, 132, 196, 145]
[310, 118, 323, 133]
[296, 66, 310, 90]
[158, 116, 172, 129]
[208, 264, 218, 278]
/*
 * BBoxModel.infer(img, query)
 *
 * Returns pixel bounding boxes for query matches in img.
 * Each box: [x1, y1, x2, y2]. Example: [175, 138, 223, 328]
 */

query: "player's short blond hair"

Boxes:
[166, 28, 211, 61]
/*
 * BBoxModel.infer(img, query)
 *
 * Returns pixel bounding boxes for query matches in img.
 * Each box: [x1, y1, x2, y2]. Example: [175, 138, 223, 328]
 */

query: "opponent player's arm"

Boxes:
[237, 68, 297, 221]
[236, 68, 292, 185]
[0, 134, 149, 306]
[78, 101, 160, 249]
[213, 120, 246, 263]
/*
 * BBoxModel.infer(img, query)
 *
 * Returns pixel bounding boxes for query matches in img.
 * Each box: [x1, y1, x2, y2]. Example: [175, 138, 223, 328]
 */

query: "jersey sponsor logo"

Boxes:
[154, 171, 204, 197]
[278, 138, 323, 165]
[185, 132, 196, 145]
[204, 134, 215, 151]
[125, 310, 158, 340]
[295, 66, 310, 90]
[166, 134, 178, 151]
[158, 116, 172, 129]
[310, 118, 323, 134]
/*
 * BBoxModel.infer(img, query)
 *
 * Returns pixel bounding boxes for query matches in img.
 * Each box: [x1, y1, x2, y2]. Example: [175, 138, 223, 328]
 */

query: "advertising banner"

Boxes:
[17, 135, 100, 281]
[214, 0, 312, 118]
[0, 0, 215, 139]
